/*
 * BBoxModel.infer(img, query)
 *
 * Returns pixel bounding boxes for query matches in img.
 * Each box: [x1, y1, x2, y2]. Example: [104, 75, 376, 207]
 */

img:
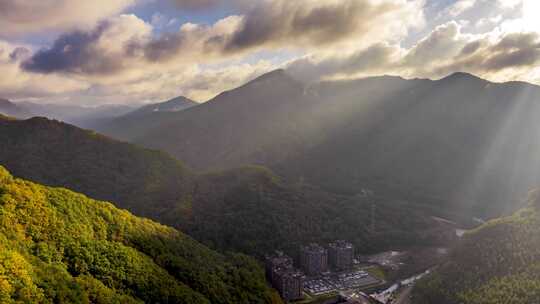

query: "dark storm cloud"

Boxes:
[22, 21, 124, 75]
[460, 40, 483, 56]
[445, 32, 540, 73]
[483, 45, 540, 71]
[9, 47, 31, 62]
[133, 32, 186, 62]
[223, 0, 387, 52]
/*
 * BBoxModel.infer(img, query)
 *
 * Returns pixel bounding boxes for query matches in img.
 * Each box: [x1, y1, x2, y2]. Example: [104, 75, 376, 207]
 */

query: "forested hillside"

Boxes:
[0, 116, 194, 218]
[176, 166, 454, 257]
[412, 190, 540, 304]
[0, 166, 280, 304]
[0, 116, 452, 257]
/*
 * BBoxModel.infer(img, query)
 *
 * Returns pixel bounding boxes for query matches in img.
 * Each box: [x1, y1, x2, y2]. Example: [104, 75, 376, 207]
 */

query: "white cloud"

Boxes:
[2, 0, 540, 105]
[287, 21, 540, 85]
[0, 0, 136, 36]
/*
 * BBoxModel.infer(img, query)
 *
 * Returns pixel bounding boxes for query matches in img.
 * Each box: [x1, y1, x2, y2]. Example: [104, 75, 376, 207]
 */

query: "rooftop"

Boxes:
[329, 240, 354, 249]
[302, 243, 327, 253]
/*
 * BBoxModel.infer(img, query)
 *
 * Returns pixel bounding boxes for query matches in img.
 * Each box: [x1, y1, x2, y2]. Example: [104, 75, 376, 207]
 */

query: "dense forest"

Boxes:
[181, 166, 456, 257]
[0, 116, 453, 258]
[412, 190, 540, 304]
[0, 165, 281, 304]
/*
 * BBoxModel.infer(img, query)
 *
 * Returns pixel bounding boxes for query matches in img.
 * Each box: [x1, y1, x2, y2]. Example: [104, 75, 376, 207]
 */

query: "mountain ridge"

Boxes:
[104, 69, 540, 218]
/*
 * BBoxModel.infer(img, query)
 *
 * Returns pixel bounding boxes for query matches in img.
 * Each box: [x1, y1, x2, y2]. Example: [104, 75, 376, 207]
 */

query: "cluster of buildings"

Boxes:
[265, 241, 355, 301]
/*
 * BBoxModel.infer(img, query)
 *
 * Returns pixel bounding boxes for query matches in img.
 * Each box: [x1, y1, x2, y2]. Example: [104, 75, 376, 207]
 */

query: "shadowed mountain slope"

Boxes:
[0, 116, 452, 257]
[0, 116, 194, 218]
[118, 70, 540, 218]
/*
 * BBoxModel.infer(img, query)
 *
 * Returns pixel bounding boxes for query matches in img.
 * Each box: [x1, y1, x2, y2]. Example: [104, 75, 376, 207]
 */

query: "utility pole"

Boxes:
[371, 201, 376, 234]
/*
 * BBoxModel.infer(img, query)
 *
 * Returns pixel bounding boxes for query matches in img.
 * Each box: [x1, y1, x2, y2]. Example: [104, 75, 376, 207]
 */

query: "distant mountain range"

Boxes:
[0, 98, 136, 126]
[129, 96, 198, 115]
[0, 165, 279, 304]
[94, 70, 540, 218]
[94, 96, 199, 140]
[413, 190, 540, 304]
[19, 101, 136, 127]
[0, 98, 32, 118]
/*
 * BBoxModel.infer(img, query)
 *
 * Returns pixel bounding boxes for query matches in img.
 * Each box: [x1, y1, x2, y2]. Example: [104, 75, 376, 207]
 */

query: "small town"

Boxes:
[266, 241, 442, 304]
[266, 241, 384, 304]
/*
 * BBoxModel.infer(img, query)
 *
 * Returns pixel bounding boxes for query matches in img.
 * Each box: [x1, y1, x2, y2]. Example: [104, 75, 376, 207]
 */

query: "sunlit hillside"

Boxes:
[413, 190, 540, 304]
[0, 165, 280, 304]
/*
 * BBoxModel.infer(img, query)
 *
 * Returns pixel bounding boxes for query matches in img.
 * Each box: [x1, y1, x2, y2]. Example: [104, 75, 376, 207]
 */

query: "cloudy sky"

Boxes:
[0, 0, 539, 105]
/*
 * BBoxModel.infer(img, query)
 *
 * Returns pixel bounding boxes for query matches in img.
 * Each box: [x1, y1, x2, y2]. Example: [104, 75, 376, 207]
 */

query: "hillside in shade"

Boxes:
[0, 116, 453, 257]
[412, 190, 540, 304]
[101, 70, 540, 218]
[0, 165, 280, 304]
[0, 116, 194, 219]
[133, 70, 321, 170]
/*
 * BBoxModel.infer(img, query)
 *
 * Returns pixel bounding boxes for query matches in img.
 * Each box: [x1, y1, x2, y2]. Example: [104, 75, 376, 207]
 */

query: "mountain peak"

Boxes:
[129, 96, 198, 116]
[154, 96, 198, 112]
[442, 72, 485, 82]
[250, 69, 292, 84]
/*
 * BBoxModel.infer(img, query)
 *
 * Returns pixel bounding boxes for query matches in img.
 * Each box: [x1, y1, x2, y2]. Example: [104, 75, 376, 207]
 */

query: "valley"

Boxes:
[3, 1, 540, 303]
[3, 70, 540, 303]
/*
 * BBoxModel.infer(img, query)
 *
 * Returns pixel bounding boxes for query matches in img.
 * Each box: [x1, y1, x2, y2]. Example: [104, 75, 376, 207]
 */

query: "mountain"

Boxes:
[0, 116, 453, 257]
[412, 190, 540, 304]
[128, 96, 198, 116]
[0, 116, 194, 219]
[278, 73, 540, 217]
[18, 101, 136, 128]
[135, 69, 326, 169]
[0, 98, 31, 118]
[118, 70, 540, 218]
[95, 96, 198, 141]
[0, 165, 280, 304]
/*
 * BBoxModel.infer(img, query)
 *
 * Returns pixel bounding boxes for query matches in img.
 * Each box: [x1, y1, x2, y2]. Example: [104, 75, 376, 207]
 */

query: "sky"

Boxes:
[0, 0, 539, 105]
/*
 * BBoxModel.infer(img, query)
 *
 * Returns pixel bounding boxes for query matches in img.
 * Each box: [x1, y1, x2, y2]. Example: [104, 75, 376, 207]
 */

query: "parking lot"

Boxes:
[304, 269, 381, 295]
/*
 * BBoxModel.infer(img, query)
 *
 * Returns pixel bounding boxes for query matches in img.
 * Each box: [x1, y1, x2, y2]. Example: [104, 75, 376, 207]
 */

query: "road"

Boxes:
[392, 286, 413, 304]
